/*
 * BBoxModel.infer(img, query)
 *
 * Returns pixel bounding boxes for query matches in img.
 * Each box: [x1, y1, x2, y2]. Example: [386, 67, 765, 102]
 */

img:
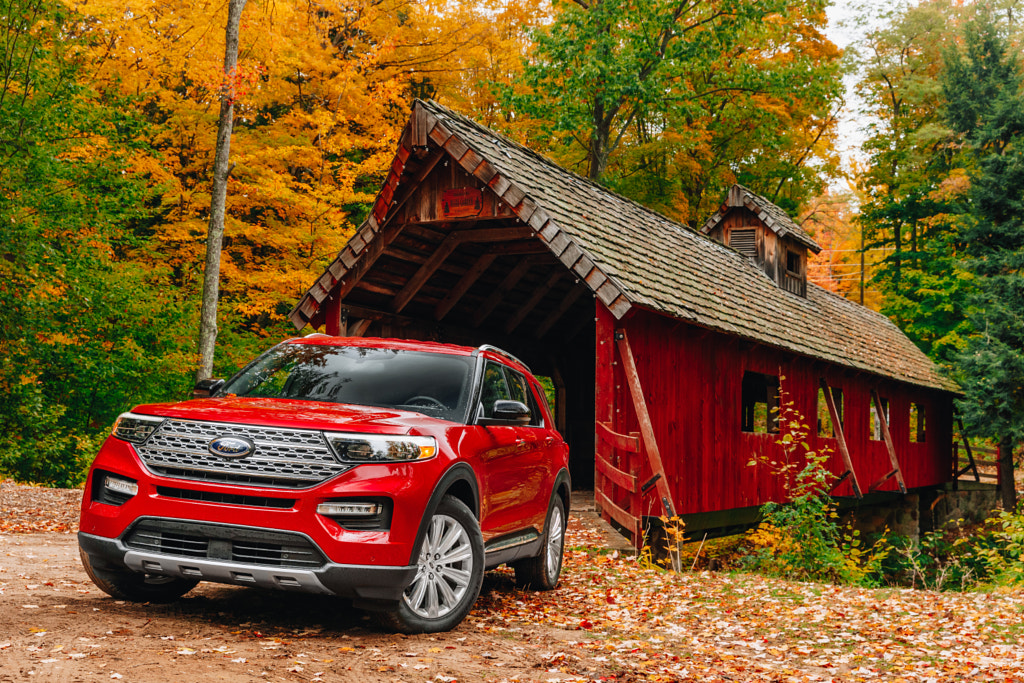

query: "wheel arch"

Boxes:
[408, 462, 480, 565]
[553, 467, 571, 515]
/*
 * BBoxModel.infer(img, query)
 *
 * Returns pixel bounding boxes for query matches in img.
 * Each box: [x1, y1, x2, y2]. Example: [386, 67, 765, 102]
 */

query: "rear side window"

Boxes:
[478, 361, 543, 426]
[505, 368, 543, 427]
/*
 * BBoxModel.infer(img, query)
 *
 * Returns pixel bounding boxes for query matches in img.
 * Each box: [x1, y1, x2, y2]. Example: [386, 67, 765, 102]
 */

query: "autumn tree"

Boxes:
[510, 0, 843, 222]
[853, 0, 976, 363]
[0, 0, 193, 485]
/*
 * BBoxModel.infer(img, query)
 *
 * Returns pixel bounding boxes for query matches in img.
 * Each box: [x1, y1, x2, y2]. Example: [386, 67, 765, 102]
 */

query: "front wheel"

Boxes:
[378, 496, 483, 633]
[514, 493, 566, 590]
[80, 548, 198, 603]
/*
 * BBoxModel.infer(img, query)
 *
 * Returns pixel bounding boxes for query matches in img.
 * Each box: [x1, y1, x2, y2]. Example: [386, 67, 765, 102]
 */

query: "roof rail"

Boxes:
[477, 345, 531, 373]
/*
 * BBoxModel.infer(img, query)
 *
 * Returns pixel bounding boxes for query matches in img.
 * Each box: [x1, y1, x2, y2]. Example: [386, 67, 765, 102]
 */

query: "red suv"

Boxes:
[78, 337, 570, 633]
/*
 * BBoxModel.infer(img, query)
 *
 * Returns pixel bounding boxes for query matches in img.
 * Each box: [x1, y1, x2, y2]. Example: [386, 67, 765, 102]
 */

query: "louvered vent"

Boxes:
[730, 229, 757, 258]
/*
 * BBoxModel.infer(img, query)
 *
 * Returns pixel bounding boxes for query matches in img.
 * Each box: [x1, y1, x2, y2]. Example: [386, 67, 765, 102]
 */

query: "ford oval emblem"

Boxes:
[208, 436, 255, 459]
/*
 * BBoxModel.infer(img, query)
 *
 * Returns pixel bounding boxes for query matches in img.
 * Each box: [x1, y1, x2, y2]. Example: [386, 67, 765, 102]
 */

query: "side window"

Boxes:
[741, 371, 779, 434]
[910, 402, 926, 442]
[870, 395, 890, 441]
[480, 361, 511, 418]
[817, 386, 843, 437]
[505, 369, 543, 427]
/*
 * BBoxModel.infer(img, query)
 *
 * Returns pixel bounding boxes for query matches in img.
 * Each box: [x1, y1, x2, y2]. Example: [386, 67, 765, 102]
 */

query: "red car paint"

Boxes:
[78, 337, 570, 628]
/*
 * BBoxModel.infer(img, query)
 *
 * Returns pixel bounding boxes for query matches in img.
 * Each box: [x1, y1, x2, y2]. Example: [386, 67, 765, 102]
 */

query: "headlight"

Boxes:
[323, 433, 437, 463]
[112, 412, 165, 444]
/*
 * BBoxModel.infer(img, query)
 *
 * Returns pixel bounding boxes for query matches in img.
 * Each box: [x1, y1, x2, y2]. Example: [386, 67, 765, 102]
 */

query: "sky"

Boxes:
[824, 0, 891, 175]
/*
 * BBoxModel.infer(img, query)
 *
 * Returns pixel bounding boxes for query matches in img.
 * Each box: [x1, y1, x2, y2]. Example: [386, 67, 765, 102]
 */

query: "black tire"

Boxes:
[377, 495, 484, 634]
[79, 548, 198, 603]
[514, 493, 566, 590]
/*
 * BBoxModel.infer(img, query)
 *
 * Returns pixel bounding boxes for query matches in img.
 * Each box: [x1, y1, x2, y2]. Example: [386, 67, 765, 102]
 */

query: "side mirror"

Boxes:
[193, 378, 225, 399]
[490, 399, 531, 425]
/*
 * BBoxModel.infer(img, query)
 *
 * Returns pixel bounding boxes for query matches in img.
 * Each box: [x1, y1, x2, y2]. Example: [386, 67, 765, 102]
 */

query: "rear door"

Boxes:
[476, 361, 546, 536]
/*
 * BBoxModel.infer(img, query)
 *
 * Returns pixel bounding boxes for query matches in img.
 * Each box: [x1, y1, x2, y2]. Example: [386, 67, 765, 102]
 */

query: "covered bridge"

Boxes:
[290, 100, 959, 541]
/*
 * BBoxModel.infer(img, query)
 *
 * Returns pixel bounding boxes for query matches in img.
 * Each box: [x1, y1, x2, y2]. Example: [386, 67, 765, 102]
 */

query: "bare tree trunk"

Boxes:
[998, 435, 1017, 511]
[196, 0, 247, 382]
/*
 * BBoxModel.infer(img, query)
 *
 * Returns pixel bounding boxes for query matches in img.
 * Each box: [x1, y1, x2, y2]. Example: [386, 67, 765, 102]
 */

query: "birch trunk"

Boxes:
[196, 0, 247, 381]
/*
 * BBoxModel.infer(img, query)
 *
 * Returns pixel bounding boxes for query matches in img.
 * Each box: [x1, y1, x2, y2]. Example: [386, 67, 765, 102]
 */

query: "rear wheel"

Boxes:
[80, 548, 198, 603]
[514, 494, 566, 590]
[378, 496, 483, 633]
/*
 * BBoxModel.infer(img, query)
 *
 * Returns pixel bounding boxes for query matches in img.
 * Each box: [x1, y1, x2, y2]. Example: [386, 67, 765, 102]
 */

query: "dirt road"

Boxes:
[0, 531, 598, 682]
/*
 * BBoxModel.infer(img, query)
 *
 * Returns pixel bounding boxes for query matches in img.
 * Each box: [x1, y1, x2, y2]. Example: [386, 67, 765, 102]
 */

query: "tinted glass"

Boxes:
[221, 344, 474, 422]
[480, 361, 511, 418]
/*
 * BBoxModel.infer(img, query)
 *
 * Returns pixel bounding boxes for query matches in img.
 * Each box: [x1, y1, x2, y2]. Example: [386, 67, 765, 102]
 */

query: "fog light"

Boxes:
[104, 475, 138, 498]
[317, 501, 381, 517]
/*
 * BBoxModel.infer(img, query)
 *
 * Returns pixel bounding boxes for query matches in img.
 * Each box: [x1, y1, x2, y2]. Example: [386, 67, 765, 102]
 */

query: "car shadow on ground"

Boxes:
[80, 568, 524, 636]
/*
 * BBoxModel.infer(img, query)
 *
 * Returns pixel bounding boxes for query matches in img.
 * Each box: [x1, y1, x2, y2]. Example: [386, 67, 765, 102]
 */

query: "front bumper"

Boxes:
[79, 527, 416, 607]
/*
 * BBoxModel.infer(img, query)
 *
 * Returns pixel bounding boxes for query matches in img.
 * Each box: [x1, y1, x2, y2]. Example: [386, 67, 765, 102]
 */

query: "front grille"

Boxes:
[124, 519, 326, 569]
[155, 486, 296, 509]
[136, 419, 351, 489]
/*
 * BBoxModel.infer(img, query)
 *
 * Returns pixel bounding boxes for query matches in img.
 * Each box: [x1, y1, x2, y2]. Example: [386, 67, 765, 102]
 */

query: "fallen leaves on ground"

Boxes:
[468, 515, 1024, 682]
[0, 480, 80, 533]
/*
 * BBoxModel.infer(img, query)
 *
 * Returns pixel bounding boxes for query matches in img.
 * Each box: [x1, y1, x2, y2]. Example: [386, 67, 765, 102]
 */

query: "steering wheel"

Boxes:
[402, 395, 447, 411]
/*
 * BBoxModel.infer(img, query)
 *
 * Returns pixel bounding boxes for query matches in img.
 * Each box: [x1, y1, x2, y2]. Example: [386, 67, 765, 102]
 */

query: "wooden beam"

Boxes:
[456, 226, 533, 243]
[616, 328, 676, 517]
[956, 415, 981, 483]
[392, 232, 463, 314]
[871, 389, 906, 494]
[487, 242, 550, 256]
[333, 150, 446, 303]
[392, 225, 534, 316]
[324, 294, 343, 336]
[595, 489, 641, 544]
[596, 421, 641, 454]
[349, 319, 372, 337]
[472, 257, 535, 327]
[504, 271, 562, 334]
[820, 378, 862, 498]
[434, 253, 497, 321]
[596, 453, 638, 493]
[535, 284, 587, 339]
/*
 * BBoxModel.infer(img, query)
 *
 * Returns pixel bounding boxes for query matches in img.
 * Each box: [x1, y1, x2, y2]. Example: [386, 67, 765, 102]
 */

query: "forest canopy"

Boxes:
[0, 0, 1021, 487]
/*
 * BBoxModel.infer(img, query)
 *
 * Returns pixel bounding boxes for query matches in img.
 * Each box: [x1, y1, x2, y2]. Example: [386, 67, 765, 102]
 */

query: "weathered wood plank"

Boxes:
[616, 328, 677, 517]
[608, 294, 632, 319]
[596, 453, 638, 493]
[596, 421, 641, 454]
[391, 233, 462, 314]
[871, 389, 907, 494]
[504, 270, 562, 334]
[596, 489, 641, 545]
[435, 253, 498, 321]
[503, 183, 525, 207]
[472, 257, 535, 327]
[331, 151, 446, 303]
[349, 319, 372, 338]
[489, 174, 511, 197]
[821, 378, 862, 498]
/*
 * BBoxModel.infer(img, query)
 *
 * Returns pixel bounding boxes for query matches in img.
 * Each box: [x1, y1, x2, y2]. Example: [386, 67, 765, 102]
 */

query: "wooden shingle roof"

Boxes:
[702, 184, 823, 253]
[291, 100, 956, 393]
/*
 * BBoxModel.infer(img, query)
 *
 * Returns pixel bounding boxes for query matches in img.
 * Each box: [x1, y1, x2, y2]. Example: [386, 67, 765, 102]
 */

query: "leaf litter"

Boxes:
[1, 481, 1022, 681]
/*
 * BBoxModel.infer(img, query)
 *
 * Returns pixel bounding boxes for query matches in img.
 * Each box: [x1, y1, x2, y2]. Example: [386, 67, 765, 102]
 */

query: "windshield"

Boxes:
[221, 344, 475, 423]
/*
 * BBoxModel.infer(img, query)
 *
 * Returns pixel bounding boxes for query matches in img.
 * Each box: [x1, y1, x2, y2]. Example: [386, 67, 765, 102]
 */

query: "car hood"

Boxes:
[130, 397, 453, 434]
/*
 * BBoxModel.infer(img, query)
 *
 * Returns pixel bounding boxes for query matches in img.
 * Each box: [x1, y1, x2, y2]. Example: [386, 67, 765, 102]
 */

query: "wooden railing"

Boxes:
[954, 442, 999, 483]
[595, 421, 642, 545]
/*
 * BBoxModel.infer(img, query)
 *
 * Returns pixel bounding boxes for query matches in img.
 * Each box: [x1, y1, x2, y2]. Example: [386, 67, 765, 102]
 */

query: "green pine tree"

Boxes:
[943, 9, 1024, 511]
